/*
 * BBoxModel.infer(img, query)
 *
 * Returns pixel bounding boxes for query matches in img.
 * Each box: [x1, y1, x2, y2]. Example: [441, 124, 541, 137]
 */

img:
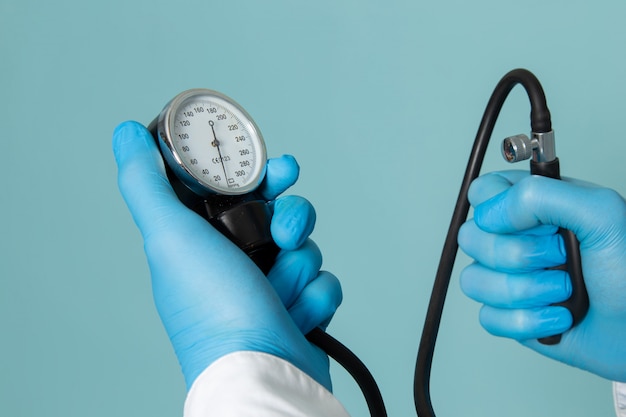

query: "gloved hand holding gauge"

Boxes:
[112, 114, 342, 391]
[114, 90, 384, 417]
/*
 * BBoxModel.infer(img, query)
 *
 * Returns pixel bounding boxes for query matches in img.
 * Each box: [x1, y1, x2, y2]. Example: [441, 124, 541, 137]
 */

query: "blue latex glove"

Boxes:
[458, 170, 626, 382]
[113, 120, 342, 390]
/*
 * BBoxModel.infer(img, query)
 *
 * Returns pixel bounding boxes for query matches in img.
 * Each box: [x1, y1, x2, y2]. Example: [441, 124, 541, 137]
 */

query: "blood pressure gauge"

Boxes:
[148, 89, 278, 273]
[151, 88, 267, 197]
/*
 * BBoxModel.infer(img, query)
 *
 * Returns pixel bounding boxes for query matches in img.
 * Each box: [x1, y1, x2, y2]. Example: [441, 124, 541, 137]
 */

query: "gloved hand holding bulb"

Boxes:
[458, 170, 626, 382]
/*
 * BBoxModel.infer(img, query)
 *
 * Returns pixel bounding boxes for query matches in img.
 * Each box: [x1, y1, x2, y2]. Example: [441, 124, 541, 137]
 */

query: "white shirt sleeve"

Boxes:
[614, 382, 626, 417]
[184, 351, 351, 417]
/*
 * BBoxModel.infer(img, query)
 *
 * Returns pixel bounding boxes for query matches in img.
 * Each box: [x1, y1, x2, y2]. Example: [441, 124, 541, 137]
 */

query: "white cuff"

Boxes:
[615, 382, 626, 417]
[184, 351, 351, 417]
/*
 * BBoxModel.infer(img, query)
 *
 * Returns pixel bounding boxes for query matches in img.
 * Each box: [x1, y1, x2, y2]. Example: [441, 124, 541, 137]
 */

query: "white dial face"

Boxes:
[168, 92, 266, 194]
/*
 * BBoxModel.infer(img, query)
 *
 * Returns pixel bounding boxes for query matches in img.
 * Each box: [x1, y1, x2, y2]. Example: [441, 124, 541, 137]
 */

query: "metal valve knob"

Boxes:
[502, 134, 533, 162]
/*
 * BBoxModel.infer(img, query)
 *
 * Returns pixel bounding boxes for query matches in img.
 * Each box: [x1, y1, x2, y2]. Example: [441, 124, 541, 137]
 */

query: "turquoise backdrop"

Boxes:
[2, 1, 625, 416]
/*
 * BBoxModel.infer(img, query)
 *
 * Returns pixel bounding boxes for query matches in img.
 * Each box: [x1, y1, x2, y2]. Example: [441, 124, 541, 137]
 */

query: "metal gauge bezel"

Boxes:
[156, 88, 267, 197]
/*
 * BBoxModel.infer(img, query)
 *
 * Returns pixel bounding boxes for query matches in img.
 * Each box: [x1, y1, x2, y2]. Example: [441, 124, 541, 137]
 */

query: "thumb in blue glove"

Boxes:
[112, 120, 342, 390]
[458, 170, 626, 382]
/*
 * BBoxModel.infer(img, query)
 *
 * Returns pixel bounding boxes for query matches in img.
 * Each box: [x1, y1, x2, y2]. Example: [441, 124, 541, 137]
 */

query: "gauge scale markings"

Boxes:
[172, 100, 257, 191]
[155, 89, 267, 196]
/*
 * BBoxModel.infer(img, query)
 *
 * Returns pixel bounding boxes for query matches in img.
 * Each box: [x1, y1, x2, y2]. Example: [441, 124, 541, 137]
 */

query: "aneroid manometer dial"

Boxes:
[151, 88, 267, 196]
[148, 89, 278, 273]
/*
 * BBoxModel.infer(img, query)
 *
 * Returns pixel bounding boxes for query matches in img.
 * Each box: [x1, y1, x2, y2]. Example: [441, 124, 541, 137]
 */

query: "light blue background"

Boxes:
[2, 1, 625, 416]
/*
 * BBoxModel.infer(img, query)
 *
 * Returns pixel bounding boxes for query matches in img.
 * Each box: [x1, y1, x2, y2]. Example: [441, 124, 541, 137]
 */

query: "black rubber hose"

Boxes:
[307, 328, 388, 417]
[413, 69, 552, 417]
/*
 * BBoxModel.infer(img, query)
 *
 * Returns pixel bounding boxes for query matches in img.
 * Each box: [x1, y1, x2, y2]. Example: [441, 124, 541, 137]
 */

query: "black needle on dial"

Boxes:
[209, 120, 230, 186]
